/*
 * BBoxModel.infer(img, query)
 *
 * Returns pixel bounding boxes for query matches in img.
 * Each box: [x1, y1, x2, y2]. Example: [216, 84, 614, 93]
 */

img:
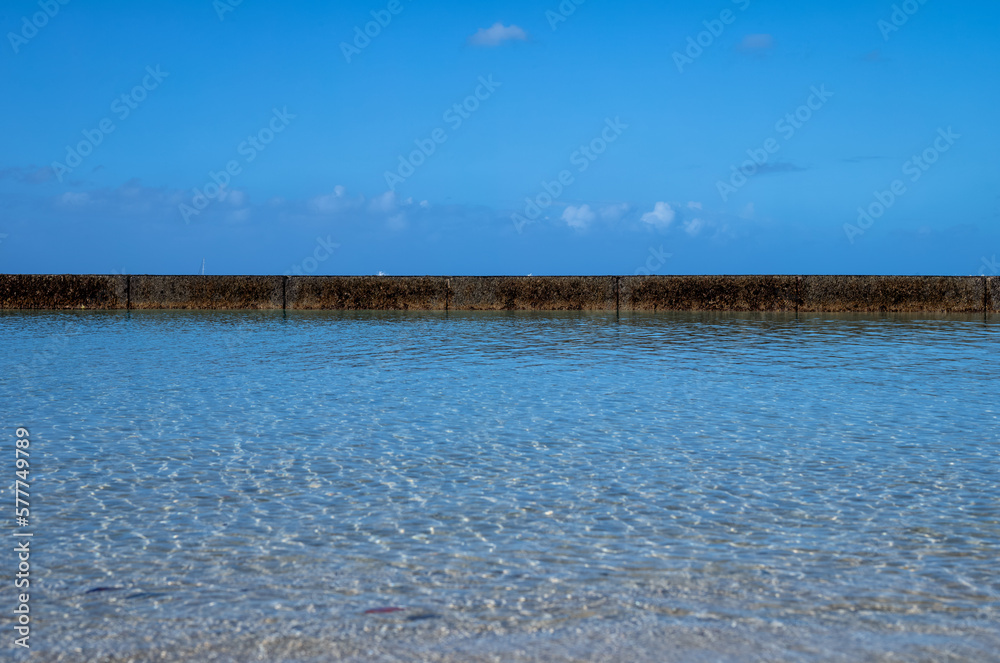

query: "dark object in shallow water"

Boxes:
[85, 586, 124, 594]
[406, 613, 441, 622]
[364, 607, 405, 614]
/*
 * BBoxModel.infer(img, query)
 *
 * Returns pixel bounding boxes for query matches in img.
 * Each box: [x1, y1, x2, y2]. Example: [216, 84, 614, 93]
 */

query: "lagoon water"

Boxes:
[2, 310, 998, 662]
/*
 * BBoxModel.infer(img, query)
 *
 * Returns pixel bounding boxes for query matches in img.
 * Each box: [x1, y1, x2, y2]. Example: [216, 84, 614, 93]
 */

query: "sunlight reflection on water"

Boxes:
[2, 310, 998, 661]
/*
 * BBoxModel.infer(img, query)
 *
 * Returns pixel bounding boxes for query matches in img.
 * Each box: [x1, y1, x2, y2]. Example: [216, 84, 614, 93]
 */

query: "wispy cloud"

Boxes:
[600, 203, 629, 220]
[683, 217, 706, 236]
[368, 190, 400, 214]
[0, 165, 53, 184]
[4, 176, 429, 232]
[56, 191, 90, 207]
[309, 185, 357, 214]
[468, 22, 528, 47]
[755, 162, 807, 175]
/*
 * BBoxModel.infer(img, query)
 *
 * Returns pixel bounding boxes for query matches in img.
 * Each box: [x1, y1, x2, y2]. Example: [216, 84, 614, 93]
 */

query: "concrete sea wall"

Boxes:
[0, 274, 996, 313]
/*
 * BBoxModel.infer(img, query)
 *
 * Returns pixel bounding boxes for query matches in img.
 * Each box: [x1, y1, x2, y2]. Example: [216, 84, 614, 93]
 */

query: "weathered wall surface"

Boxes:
[619, 275, 799, 312]
[798, 276, 985, 313]
[449, 277, 617, 311]
[129, 276, 284, 310]
[0, 274, 127, 309]
[287, 276, 449, 310]
[0, 274, 994, 313]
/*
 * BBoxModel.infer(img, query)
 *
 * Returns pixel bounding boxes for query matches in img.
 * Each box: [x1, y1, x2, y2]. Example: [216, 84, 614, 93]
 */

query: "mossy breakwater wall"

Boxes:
[0, 275, 996, 313]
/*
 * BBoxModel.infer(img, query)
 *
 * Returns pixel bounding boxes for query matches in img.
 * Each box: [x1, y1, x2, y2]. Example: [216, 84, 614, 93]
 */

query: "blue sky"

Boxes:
[1, 0, 998, 275]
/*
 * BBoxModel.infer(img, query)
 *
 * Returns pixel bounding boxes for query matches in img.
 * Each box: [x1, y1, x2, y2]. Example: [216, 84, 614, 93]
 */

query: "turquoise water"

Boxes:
[2, 311, 998, 662]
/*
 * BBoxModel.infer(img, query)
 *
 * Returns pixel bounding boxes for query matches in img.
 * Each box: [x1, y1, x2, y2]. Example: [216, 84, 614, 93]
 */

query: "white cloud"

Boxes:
[600, 203, 629, 220]
[641, 202, 675, 229]
[561, 204, 596, 229]
[468, 22, 528, 47]
[687, 201, 702, 210]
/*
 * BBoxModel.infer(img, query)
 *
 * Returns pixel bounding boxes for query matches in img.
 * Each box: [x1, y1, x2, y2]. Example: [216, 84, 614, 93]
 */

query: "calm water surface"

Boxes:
[1, 310, 998, 662]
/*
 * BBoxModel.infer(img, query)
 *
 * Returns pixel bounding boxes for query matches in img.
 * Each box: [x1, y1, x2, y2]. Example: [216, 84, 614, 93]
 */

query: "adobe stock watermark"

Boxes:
[7, 0, 71, 54]
[878, 0, 930, 41]
[213, 0, 244, 21]
[634, 245, 673, 276]
[12, 427, 33, 649]
[716, 84, 833, 202]
[341, 0, 413, 64]
[978, 255, 998, 276]
[844, 127, 959, 243]
[511, 117, 628, 233]
[179, 107, 295, 224]
[384, 75, 501, 191]
[50, 66, 169, 182]
[285, 236, 340, 276]
[673, 0, 752, 73]
[546, 0, 587, 31]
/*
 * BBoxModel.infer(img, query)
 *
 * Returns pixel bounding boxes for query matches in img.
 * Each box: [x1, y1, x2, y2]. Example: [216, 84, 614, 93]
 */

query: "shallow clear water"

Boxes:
[1, 310, 998, 662]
